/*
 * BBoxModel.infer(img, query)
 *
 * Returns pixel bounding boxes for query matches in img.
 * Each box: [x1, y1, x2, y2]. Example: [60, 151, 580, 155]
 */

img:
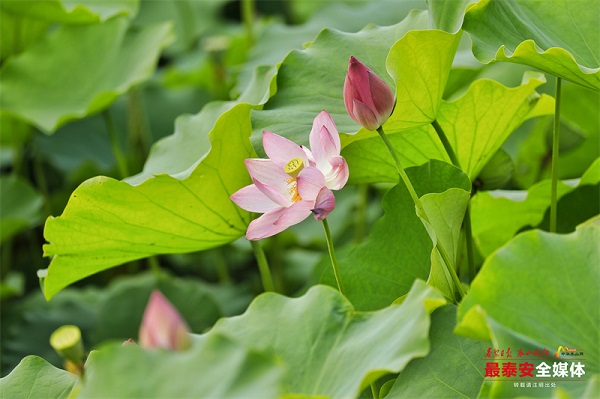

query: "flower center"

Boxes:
[284, 158, 304, 178]
[287, 182, 302, 202]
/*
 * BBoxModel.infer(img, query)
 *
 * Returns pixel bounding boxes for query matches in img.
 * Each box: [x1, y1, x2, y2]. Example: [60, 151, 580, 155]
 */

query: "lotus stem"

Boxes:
[376, 126, 465, 301]
[251, 240, 275, 292]
[322, 218, 346, 296]
[550, 77, 562, 233]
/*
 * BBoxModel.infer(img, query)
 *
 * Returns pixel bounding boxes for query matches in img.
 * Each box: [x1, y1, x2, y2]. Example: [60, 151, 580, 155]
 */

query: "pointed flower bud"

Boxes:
[139, 290, 191, 351]
[344, 56, 395, 131]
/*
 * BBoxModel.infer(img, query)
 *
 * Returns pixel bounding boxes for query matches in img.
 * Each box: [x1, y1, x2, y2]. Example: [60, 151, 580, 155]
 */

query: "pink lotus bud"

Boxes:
[344, 56, 395, 131]
[312, 187, 335, 221]
[139, 290, 191, 351]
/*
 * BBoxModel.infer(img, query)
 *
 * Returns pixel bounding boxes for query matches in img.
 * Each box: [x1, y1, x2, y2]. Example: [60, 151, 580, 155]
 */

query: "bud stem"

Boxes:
[322, 218, 346, 296]
[376, 126, 465, 302]
[241, 0, 255, 47]
[375, 127, 423, 212]
[102, 110, 129, 179]
[550, 77, 562, 233]
[431, 120, 460, 168]
[250, 239, 275, 292]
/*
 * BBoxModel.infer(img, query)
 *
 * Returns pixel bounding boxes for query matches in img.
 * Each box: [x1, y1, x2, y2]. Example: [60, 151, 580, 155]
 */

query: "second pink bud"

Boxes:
[343, 56, 395, 131]
[139, 290, 191, 351]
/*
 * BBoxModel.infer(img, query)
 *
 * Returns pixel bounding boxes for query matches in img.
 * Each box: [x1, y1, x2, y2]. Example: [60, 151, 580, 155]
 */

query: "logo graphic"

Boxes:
[554, 346, 582, 358]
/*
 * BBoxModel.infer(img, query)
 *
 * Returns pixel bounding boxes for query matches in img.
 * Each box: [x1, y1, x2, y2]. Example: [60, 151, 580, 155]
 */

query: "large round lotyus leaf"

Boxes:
[456, 218, 600, 395]
[210, 280, 446, 398]
[78, 334, 284, 398]
[463, 0, 600, 90]
[0, 0, 139, 24]
[320, 160, 470, 310]
[250, 10, 431, 149]
[0, 356, 77, 399]
[0, 16, 173, 133]
[42, 104, 256, 299]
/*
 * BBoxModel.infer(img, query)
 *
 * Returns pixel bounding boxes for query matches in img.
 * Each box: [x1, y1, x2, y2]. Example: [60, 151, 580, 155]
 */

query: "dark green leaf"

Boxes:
[0, 16, 173, 132]
[322, 160, 470, 310]
[0, 174, 43, 243]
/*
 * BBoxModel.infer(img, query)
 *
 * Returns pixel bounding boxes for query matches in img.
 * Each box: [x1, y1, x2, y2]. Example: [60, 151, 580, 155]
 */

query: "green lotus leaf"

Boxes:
[0, 0, 138, 24]
[78, 334, 284, 398]
[383, 29, 462, 132]
[0, 174, 43, 243]
[463, 0, 600, 90]
[385, 305, 489, 398]
[456, 219, 600, 386]
[129, 66, 275, 183]
[0, 11, 50, 61]
[235, 0, 425, 96]
[343, 72, 552, 183]
[0, 356, 76, 399]
[210, 279, 446, 398]
[321, 160, 470, 311]
[472, 158, 600, 257]
[42, 104, 255, 300]
[419, 187, 471, 301]
[251, 10, 430, 149]
[427, 0, 476, 33]
[0, 16, 173, 133]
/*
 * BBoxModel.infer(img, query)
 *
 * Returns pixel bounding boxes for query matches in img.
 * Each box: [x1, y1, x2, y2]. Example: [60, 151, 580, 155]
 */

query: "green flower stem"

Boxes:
[431, 119, 475, 282]
[431, 119, 460, 167]
[322, 218, 346, 296]
[550, 77, 562, 233]
[376, 126, 466, 301]
[250, 240, 275, 292]
[102, 110, 129, 179]
[147, 256, 163, 278]
[241, 0, 255, 47]
[376, 127, 424, 214]
[215, 247, 232, 284]
[127, 89, 152, 163]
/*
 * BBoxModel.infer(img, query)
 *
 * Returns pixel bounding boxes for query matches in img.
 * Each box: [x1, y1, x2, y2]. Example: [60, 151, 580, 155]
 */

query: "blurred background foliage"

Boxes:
[0, 0, 597, 377]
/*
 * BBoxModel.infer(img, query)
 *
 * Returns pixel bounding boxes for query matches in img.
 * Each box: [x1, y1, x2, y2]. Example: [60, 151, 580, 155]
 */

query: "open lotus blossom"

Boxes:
[344, 56, 395, 131]
[231, 111, 348, 240]
[139, 290, 191, 351]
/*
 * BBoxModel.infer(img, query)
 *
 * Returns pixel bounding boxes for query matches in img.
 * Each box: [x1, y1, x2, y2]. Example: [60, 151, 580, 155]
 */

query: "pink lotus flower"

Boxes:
[344, 56, 395, 131]
[231, 111, 348, 240]
[139, 290, 191, 351]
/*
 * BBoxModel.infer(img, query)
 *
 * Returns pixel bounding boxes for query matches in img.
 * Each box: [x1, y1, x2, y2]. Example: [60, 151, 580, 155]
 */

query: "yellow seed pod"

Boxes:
[50, 325, 84, 364]
[284, 158, 304, 178]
